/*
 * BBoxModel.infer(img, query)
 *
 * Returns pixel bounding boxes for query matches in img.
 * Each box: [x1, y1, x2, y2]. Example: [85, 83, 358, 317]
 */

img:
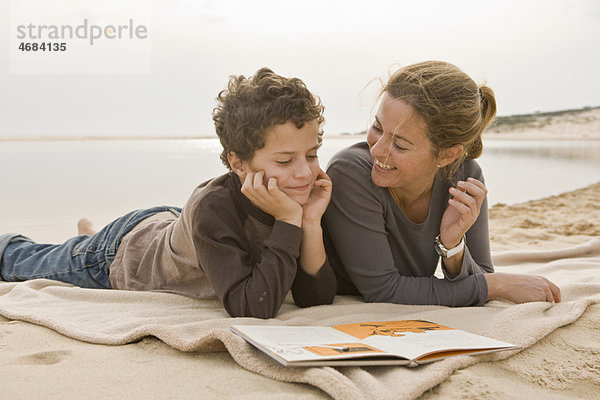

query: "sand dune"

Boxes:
[485, 106, 600, 140]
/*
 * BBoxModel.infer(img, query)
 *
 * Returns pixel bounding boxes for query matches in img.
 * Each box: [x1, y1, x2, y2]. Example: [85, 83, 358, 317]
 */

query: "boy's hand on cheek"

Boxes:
[241, 171, 303, 227]
[301, 169, 332, 225]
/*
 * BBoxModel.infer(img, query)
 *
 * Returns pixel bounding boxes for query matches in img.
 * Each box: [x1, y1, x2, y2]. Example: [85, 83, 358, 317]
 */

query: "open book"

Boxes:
[231, 320, 520, 367]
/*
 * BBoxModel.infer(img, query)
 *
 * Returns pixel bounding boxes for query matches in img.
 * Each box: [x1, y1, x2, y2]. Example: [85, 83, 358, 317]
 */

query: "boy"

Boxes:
[0, 68, 336, 318]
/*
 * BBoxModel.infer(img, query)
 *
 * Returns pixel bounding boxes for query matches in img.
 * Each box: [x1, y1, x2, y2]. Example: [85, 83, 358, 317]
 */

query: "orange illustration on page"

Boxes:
[304, 343, 383, 357]
[333, 320, 454, 340]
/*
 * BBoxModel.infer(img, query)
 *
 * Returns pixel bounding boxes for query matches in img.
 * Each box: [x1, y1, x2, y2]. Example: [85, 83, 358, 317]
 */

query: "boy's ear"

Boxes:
[227, 151, 248, 178]
[437, 144, 464, 168]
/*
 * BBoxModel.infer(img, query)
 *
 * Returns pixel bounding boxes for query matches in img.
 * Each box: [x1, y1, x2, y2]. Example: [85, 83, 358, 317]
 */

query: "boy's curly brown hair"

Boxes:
[212, 68, 325, 170]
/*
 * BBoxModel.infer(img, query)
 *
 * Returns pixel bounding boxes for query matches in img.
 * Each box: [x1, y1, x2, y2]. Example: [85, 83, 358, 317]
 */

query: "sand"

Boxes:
[489, 182, 600, 251]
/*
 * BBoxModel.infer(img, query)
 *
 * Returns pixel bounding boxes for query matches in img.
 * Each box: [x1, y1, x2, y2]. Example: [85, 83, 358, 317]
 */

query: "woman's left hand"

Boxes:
[439, 177, 488, 248]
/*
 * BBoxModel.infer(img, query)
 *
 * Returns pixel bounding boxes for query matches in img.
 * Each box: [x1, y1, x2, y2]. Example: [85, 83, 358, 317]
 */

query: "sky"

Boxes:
[1, 0, 599, 138]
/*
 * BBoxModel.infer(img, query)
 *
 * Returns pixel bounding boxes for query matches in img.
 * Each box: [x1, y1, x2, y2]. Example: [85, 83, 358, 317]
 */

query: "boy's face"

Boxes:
[242, 120, 321, 206]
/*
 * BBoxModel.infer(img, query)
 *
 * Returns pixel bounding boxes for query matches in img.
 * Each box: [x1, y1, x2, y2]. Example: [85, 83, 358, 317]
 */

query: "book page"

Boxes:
[333, 320, 515, 360]
[367, 329, 514, 360]
[232, 325, 384, 362]
[235, 326, 350, 345]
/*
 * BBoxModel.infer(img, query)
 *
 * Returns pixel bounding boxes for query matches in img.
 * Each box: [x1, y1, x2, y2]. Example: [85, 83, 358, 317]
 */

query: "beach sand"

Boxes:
[489, 182, 600, 251]
[1, 181, 598, 399]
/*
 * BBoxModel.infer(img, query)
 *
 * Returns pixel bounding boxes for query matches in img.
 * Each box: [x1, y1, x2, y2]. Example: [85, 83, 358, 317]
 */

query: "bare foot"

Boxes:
[77, 218, 97, 236]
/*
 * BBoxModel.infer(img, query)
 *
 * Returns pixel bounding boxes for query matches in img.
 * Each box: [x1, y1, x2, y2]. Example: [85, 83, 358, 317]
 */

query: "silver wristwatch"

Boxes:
[434, 235, 465, 259]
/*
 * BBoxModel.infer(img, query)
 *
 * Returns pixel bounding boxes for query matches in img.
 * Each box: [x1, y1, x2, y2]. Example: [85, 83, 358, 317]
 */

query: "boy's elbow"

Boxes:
[292, 270, 338, 307]
[293, 290, 336, 308]
[224, 300, 280, 319]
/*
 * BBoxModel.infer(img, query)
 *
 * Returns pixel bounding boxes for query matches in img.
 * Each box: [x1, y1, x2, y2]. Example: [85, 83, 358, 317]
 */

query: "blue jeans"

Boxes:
[0, 206, 181, 288]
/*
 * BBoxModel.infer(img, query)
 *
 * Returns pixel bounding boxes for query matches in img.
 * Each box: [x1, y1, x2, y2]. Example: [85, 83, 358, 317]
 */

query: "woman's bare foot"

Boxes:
[77, 218, 97, 236]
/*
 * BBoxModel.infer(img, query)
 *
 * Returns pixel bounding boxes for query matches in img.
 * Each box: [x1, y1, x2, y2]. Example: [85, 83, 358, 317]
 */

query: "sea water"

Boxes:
[2, 137, 600, 242]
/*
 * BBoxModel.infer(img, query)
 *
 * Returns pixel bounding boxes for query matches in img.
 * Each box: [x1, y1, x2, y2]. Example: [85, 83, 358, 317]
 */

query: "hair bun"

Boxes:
[467, 136, 483, 159]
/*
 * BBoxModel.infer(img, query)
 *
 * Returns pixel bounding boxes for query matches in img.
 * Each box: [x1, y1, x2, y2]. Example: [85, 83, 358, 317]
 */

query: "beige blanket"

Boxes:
[1, 239, 599, 399]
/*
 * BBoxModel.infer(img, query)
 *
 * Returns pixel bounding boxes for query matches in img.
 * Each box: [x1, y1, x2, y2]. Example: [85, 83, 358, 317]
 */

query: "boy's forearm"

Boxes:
[278, 211, 303, 228]
[299, 221, 326, 276]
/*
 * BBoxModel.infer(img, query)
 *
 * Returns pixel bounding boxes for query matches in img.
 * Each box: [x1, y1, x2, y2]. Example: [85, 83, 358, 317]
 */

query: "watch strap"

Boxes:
[434, 235, 465, 258]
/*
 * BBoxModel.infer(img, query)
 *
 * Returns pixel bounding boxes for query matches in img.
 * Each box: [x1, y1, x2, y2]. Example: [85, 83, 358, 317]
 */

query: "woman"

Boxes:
[324, 61, 560, 306]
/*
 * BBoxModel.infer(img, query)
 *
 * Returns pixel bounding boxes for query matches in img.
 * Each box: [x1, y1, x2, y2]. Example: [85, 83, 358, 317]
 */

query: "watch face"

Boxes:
[434, 239, 446, 258]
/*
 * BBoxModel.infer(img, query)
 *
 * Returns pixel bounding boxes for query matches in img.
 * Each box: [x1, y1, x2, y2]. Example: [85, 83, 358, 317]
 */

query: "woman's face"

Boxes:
[366, 93, 439, 193]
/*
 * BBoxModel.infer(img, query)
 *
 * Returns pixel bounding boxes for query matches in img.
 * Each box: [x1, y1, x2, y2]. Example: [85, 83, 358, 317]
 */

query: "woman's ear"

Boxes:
[437, 144, 464, 168]
[227, 151, 248, 178]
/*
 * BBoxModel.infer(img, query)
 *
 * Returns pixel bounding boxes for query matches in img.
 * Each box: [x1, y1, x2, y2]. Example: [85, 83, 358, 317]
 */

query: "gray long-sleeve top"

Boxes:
[324, 142, 493, 307]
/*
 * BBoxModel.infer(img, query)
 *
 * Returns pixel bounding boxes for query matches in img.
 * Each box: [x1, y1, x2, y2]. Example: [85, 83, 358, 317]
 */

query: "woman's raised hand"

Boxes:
[439, 177, 488, 248]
